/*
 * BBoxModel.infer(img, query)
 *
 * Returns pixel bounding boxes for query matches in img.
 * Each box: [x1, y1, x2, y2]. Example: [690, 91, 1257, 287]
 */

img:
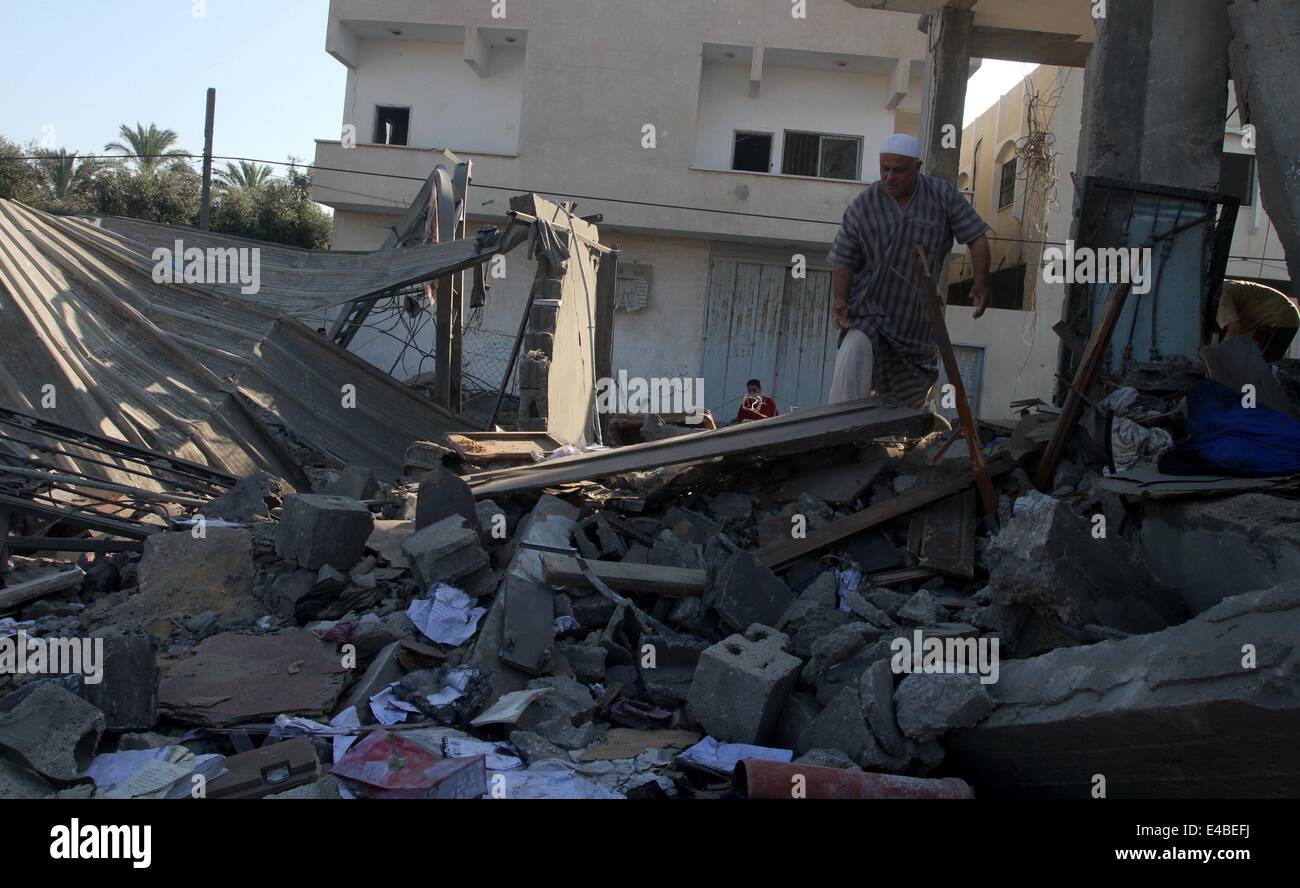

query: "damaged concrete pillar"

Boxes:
[1227, 0, 1300, 284]
[917, 5, 974, 184]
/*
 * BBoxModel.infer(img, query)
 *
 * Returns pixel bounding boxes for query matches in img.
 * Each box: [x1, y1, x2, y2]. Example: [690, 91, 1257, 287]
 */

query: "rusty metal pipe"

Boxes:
[734, 759, 974, 799]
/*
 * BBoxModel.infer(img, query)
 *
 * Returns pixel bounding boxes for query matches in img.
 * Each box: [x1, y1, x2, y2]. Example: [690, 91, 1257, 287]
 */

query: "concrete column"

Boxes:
[1227, 0, 1300, 284]
[1073, 0, 1154, 183]
[1142, 0, 1229, 192]
[917, 6, 974, 184]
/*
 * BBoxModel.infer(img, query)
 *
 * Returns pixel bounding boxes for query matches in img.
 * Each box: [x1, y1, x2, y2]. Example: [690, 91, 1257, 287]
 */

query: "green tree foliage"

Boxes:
[1, 127, 331, 250]
[104, 122, 189, 174]
[210, 160, 331, 249]
[0, 136, 44, 205]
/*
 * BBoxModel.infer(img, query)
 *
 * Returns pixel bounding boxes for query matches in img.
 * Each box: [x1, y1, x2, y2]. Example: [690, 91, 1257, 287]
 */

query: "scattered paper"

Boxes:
[488, 762, 625, 799]
[470, 688, 551, 727]
[331, 707, 361, 761]
[442, 735, 523, 771]
[836, 568, 863, 614]
[554, 615, 580, 634]
[677, 736, 792, 776]
[407, 585, 486, 646]
[84, 747, 225, 799]
[370, 685, 418, 725]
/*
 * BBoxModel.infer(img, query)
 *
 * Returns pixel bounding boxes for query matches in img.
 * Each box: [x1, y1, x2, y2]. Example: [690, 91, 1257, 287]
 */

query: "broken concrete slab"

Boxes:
[277, 495, 375, 571]
[772, 692, 822, 751]
[500, 575, 555, 676]
[795, 686, 873, 766]
[805, 622, 888, 683]
[650, 530, 707, 571]
[1137, 492, 1300, 615]
[946, 582, 1300, 797]
[0, 757, 53, 798]
[515, 676, 597, 750]
[77, 635, 158, 732]
[87, 528, 257, 640]
[0, 682, 104, 782]
[365, 520, 415, 569]
[894, 673, 996, 743]
[204, 470, 293, 522]
[897, 589, 939, 625]
[561, 644, 607, 683]
[340, 640, 404, 724]
[402, 515, 489, 589]
[415, 466, 481, 533]
[686, 628, 801, 745]
[779, 600, 853, 658]
[987, 493, 1184, 656]
[158, 630, 347, 727]
[638, 634, 708, 706]
[859, 659, 907, 757]
[508, 730, 568, 765]
[799, 571, 839, 608]
[707, 551, 795, 633]
[325, 466, 379, 501]
[269, 569, 317, 621]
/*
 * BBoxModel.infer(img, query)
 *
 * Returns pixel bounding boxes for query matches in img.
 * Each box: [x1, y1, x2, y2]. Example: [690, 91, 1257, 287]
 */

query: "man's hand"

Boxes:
[970, 281, 990, 319]
[833, 297, 852, 330]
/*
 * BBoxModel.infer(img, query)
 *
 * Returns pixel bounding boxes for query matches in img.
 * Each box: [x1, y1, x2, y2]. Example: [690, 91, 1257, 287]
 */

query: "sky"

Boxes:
[0, 0, 344, 175]
[965, 59, 1040, 128]
[0, 1, 1032, 176]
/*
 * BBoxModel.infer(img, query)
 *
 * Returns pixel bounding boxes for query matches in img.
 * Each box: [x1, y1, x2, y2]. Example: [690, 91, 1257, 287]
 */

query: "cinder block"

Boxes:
[686, 627, 801, 745]
[277, 494, 374, 570]
[401, 515, 488, 589]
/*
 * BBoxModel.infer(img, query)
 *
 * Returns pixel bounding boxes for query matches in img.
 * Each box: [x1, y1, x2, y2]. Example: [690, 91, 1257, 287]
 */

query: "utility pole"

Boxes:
[199, 87, 216, 230]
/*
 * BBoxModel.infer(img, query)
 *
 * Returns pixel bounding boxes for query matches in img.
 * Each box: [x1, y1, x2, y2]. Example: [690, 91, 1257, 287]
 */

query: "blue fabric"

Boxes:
[1159, 379, 1300, 476]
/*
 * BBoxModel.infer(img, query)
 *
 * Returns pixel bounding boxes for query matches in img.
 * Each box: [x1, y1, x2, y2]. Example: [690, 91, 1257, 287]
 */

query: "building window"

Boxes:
[373, 106, 410, 146]
[1220, 152, 1255, 207]
[732, 132, 773, 173]
[947, 264, 1028, 311]
[782, 131, 862, 180]
[998, 158, 1017, 210]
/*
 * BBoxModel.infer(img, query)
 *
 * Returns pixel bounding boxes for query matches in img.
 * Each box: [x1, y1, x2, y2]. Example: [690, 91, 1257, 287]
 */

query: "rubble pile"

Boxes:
[2, 338, 1299, 799]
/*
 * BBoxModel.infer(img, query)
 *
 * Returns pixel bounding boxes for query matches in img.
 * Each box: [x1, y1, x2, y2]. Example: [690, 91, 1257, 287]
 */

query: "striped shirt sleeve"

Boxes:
[942, 180, 991, 244]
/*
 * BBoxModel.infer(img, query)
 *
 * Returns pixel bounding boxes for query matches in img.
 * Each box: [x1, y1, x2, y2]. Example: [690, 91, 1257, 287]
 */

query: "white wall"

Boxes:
[347, 38, 525, 155]
[693, 60, 896, 179]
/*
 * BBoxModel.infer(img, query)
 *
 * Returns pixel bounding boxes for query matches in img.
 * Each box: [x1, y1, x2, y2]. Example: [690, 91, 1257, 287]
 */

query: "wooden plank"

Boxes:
[868, 566, 938, 586]
[757, 454, 1011, 569]
[1035, 281, 1132, 490]
[467, 400, 939, 498]
[914, 246, 997, 524]
[908, 488, 976, 578]
[0, 566, 85, 611]
[541, 554, 706, 598]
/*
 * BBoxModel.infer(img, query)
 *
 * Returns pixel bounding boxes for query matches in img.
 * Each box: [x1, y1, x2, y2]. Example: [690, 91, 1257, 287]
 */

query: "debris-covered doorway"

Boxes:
[701, 252, 838, 420]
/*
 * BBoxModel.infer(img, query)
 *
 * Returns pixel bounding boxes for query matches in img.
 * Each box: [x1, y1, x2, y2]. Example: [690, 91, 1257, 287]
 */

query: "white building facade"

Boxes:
[311, 0, 938, 421]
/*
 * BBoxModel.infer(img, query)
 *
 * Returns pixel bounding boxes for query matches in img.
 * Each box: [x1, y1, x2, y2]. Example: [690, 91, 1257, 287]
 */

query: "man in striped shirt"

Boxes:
[827, 133, 992, 409]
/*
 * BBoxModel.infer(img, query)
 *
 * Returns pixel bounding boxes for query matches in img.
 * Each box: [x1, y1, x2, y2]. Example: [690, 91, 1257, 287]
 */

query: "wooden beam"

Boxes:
[0, 566, 85, 612]
[541, 554, 705, 598]
[757, 457, 1009, 569]
[1035, 281, 1132, 490]
[914, 246, 997, 525]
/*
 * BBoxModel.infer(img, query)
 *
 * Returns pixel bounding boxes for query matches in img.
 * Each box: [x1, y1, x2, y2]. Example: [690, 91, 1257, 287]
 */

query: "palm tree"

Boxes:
[214, 160, 274, 191]
[37, 149, 99, 201]
[104, 122, 188, 173]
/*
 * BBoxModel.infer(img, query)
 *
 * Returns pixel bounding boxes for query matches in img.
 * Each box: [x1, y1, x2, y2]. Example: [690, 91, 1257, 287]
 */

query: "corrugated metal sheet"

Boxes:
[0, 199, 488, 485]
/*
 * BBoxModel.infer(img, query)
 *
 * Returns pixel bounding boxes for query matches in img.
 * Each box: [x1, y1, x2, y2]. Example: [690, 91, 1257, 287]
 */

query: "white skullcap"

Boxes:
[879, 133, 921, 159]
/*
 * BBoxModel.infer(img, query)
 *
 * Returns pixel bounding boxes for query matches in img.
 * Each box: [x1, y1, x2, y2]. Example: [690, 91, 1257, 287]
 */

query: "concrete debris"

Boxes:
[687, 626, 801, 745]
[205, 471, 294, 522]
[894, 673, 996, 743]
[988, 494, 1184, 656]
[415, 466, 482, 533]
[325, 465, 379, 501]
[402, 515, 489, 589]
[277, 495, 375, 571]
[707, 551, 795, 633]
[947, 582, 1300, 797]
[0, 683, 105, 782]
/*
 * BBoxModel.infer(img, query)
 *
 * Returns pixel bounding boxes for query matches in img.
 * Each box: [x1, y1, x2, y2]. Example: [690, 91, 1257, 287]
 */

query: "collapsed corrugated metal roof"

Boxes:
[0, 199, 511, 484]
